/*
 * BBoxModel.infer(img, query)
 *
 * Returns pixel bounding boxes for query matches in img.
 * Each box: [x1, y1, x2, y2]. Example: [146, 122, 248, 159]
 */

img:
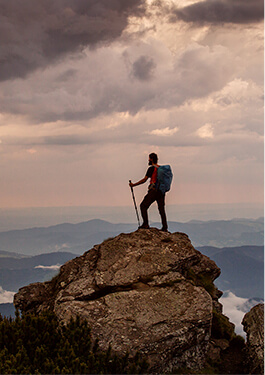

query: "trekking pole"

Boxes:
[129, 180, 140, 227]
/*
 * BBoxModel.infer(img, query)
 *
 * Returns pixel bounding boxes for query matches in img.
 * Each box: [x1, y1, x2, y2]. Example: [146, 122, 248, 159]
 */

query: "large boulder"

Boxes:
[14, 229, 224, 373]
[242, 303, 264, 374]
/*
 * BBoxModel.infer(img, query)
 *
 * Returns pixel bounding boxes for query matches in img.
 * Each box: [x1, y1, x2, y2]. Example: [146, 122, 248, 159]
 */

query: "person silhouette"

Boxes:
[129, 153, 168, 232]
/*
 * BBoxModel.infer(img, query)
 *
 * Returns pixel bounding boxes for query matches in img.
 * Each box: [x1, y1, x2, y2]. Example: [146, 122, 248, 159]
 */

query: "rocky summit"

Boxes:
[15, 228, 228, 373]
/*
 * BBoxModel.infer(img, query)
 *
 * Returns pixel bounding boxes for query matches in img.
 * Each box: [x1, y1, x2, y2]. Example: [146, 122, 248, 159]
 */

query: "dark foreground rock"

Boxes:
[242, 303, 264, 374]
[15, 229, 232, 373]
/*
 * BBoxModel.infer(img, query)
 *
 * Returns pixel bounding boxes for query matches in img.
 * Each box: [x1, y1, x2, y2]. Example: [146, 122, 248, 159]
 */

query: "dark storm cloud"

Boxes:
[131, 55, 156, 81]
[0, 0, 146, 81]
[173, 0, 264, 25]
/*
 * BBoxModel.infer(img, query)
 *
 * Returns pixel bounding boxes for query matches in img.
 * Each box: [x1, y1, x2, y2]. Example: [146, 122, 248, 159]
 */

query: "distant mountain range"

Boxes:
[0, 218, 263, 256]
[0, 251, 76, 292]
[0, 251, 78, 318]
[0, 219, 133, 256]
[197, 245, 264, 299]
[166, 218, 264, 248]
[0, 251, 76, 317]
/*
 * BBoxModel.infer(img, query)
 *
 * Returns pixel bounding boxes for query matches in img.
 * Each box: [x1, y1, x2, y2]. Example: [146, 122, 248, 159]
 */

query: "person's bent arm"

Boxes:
[129, 176, 148, 187]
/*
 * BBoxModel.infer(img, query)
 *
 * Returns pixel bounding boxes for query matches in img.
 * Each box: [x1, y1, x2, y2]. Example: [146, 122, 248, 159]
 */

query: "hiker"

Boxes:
[129, 153, 169, 232]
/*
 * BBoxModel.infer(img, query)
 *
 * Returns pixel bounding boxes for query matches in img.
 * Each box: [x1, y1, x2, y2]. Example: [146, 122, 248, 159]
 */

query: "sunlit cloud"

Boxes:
[173, 0, 264, 25]
[35, 264, 61, 270]
[196, 123, 214, 139]
[147, 126, 179, 137]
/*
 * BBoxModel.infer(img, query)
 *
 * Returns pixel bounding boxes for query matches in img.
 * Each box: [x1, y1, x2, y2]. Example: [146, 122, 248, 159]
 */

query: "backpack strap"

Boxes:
[150, 165, 159, 184]
[148, 165, 159, 190]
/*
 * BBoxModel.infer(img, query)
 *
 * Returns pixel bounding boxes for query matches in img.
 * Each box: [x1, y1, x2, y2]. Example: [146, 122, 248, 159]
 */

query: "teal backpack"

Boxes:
[156, 165, 173, 194]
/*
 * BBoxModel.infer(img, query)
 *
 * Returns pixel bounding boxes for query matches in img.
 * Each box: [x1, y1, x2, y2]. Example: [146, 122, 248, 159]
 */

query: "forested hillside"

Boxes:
[0, 311, 148, 374]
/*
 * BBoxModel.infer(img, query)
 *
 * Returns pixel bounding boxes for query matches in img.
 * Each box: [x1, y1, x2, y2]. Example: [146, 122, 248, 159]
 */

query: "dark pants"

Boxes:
[140, 189, 167, 230]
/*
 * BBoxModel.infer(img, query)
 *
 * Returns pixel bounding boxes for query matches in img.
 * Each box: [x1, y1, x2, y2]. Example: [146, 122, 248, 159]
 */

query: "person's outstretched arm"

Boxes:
[129, 176, 148, 187]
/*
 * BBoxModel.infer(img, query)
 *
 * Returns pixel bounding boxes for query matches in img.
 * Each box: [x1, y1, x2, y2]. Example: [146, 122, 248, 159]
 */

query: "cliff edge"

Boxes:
[14, 228, 230, 373]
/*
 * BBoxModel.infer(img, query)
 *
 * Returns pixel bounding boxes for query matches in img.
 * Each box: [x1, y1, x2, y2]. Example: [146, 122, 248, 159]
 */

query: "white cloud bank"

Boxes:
[0, 286, 16, 304]
[35, 264, 61, 271]
[220, 290, 264, 338]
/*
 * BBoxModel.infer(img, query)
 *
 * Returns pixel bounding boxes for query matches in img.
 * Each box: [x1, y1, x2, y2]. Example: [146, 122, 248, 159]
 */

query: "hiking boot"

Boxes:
[138, 224, 150, 229]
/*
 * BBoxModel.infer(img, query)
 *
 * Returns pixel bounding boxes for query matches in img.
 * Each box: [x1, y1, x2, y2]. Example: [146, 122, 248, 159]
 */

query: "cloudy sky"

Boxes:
[0, 0, 263, 210]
